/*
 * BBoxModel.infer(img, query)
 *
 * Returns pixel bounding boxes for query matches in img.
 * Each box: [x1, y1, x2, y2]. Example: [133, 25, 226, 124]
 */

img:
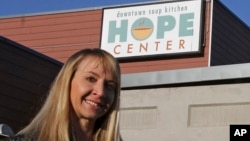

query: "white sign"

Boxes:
[101, 0, 203, 59]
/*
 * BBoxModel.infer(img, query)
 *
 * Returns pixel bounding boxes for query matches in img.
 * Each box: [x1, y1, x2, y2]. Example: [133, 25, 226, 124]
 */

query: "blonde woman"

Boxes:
[12, 48, 121, 141]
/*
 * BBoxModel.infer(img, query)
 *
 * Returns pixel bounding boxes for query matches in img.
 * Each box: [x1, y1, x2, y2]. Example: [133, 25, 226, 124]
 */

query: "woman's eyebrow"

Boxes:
[86, 71, 100, 77]
[106, 80, 116, 84]
[86, 70, 115, 82]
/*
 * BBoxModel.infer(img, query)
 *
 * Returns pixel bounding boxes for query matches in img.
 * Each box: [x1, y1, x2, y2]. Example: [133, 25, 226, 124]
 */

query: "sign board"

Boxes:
[101, 0, 204, 60]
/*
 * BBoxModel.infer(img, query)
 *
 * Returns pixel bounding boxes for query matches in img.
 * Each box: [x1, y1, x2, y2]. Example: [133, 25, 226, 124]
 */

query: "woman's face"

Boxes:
[70, 56, 116, 121]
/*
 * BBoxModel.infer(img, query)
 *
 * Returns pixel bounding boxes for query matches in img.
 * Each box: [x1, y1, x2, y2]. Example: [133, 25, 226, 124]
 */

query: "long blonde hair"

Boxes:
[18, 48, 121, 141]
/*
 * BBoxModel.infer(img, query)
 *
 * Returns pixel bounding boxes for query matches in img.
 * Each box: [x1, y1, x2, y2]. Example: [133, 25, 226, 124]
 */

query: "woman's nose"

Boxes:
[93, 82, 105, 96]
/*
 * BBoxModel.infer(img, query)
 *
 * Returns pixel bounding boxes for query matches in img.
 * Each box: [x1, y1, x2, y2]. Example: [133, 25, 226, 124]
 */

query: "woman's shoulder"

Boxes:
[6, 134, 35, 141]
[0, 135, 23, 141]
[4, 135, 25, 141]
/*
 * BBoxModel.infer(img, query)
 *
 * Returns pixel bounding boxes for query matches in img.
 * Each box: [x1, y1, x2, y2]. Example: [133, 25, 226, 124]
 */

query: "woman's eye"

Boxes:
[105, 82, 116, 90]
[86, 77, 96, 82]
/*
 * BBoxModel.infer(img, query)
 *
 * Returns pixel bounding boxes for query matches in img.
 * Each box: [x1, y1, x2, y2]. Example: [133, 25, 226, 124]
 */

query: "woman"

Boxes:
[14, 48, 121, 141]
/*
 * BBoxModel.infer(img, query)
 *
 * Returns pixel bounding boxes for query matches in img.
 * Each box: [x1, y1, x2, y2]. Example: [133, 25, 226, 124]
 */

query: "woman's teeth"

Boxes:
[86, 100, 98, 107]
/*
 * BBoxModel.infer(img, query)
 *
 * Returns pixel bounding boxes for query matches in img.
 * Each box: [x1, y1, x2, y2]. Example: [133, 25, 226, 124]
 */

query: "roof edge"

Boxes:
[0, 1, 155, 19]
[121, 63, 250, 88]
[0, 36, 63, 66]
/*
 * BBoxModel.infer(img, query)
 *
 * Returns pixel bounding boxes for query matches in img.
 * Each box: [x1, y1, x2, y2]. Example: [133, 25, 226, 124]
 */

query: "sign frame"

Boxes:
[100, 0, 205, 61]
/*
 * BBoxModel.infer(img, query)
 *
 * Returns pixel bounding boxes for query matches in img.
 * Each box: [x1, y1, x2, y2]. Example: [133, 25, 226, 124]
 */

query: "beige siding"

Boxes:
[120, 83, 250, 141]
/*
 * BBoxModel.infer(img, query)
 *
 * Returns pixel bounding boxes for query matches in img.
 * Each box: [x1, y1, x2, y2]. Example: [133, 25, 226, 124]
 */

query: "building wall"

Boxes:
[0, 10, 102, 63]
[0, 36, 62, 132]
[1, 1, 249, 140]
[0, 0, 212, 74]
[210, 0, 250, 66]
[120, 83, 250, 141]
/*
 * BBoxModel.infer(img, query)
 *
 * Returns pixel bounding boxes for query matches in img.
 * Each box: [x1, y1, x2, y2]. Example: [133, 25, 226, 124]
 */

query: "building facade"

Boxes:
[0, 0, 249, 140]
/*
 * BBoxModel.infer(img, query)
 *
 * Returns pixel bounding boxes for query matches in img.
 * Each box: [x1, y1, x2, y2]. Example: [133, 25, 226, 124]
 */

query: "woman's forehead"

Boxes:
[77, 56, 113, 76]
[78, 56, 102, 70]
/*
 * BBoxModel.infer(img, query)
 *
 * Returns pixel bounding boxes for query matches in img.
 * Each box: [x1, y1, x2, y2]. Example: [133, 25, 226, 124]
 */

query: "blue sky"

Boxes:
[0, 0, 249, 26]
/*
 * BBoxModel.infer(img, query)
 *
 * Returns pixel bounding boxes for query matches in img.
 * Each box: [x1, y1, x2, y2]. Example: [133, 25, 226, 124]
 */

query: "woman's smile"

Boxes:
[85, 99, 99, 107]
[83, 99, 107, 110]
